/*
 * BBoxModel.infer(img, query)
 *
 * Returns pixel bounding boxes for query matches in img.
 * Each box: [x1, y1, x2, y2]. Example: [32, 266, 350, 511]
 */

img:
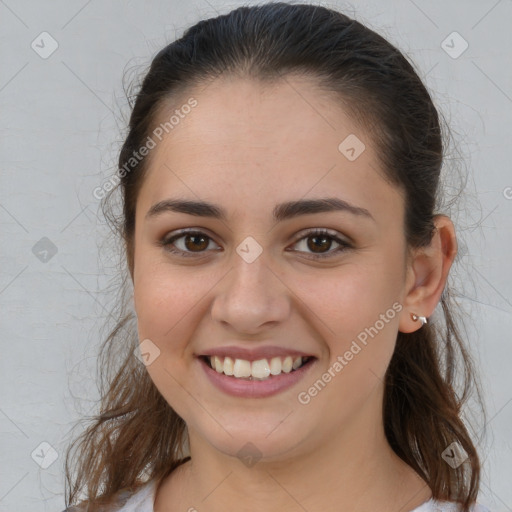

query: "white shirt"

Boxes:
[110, 479, 492, 512]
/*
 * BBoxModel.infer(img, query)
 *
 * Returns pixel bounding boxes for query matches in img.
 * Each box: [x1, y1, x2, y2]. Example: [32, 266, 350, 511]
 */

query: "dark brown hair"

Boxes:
[64, 3, 486, 510]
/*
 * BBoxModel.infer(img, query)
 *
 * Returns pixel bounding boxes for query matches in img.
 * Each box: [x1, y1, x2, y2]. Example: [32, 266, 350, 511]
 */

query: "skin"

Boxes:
[131, 75, 457, 512]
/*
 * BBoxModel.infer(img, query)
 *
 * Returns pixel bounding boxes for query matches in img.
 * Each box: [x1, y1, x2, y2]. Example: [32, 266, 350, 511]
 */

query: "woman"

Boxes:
[63, 3, 490, 511]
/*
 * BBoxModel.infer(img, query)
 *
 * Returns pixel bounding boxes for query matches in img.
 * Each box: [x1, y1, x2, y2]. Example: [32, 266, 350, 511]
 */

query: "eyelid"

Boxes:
[160, 228, 221, 257]
[288, 228, 352, 258]
[293, 227, 348, 242]
[160, 227, 352, 259]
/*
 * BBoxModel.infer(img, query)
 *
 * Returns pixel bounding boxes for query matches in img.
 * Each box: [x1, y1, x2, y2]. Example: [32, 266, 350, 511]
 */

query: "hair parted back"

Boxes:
[64, 3, 486, 510]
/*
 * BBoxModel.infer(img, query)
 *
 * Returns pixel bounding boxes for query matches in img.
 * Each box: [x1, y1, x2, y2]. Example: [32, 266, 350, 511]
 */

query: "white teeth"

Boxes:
[282, 356, 293, 373]
[269, 357, 282, 375]
[233, 358, 252, 378]
[208, 355, 307, 380]
[251, 359, 271, 379]
[213, 355, 223, 373]
[223, 356, 234, 376]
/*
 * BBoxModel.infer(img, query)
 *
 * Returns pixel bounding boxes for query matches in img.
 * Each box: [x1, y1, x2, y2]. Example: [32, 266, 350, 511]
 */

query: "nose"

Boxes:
[210, 252, 291, 335]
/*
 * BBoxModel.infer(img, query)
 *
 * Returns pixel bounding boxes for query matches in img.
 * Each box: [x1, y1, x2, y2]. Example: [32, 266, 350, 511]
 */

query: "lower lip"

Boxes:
[198, 357, 316, 398]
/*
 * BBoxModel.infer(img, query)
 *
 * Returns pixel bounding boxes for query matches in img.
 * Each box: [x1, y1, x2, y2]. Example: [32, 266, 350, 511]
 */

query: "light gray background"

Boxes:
[0, 1, 511, 511]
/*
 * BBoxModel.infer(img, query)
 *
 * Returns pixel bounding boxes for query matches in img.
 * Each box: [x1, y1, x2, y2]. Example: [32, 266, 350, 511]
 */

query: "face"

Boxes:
[132, 75, 410, 461]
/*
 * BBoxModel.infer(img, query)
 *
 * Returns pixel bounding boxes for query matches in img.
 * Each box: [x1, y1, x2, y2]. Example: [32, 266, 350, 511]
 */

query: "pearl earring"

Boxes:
[410, 313, 427, 326]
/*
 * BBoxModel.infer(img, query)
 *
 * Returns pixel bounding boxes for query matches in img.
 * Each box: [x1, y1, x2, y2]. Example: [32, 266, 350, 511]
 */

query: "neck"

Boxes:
[154, 385, 432, 512]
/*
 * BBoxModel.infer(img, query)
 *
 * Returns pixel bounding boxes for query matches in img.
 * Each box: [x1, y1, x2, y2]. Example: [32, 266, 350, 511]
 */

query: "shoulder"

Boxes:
[60, 480, 157, 512]
[114, 480, 156, 511]
[410, 498, 492, 512]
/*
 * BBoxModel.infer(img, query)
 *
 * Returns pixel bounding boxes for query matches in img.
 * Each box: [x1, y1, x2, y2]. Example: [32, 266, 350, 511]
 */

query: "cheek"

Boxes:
[133, 266, 203, 416]
[133, 239, 190, 334]
[134, 268, 194, 342]
[291, 266, 402, 420]
[294, 260, 402, 334]
[292, 255, 404, 379]
[133, 253, 221, 362]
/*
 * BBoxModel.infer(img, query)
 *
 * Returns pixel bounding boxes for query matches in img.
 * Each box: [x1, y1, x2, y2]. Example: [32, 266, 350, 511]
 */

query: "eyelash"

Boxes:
[159, 228, 352, 260]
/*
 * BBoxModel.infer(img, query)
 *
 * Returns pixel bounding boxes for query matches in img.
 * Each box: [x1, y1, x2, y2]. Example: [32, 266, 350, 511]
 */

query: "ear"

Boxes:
[398, 214, 458, 333]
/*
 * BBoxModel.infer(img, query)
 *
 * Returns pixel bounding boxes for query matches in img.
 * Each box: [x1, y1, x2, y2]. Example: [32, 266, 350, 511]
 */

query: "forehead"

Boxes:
[137, 75, 404, 225]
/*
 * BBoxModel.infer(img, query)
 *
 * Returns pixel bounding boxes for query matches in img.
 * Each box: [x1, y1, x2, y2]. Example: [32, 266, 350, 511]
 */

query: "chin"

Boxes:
[191, 414, 311, 464]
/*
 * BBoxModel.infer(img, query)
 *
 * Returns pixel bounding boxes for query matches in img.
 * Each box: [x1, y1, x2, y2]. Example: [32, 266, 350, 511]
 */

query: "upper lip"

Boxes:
[197, 346, 315, 362]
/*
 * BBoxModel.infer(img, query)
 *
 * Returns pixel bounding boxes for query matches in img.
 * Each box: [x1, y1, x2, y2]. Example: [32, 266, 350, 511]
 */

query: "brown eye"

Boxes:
[292, 229, 352, 259]
[183, 233, 209, 252]
[161, 230, 220, 257]
[307, 234, 333, 253]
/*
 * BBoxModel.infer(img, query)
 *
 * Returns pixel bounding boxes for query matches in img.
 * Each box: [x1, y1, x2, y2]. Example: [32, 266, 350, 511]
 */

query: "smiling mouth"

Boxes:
[200, 355, 314, 381]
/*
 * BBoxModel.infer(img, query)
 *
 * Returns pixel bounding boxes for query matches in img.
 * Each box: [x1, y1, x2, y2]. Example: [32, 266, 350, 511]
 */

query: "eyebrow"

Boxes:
[145, 197, 374, 223]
